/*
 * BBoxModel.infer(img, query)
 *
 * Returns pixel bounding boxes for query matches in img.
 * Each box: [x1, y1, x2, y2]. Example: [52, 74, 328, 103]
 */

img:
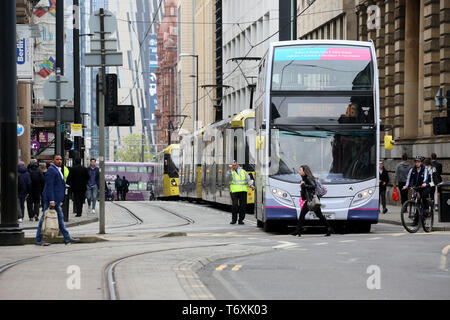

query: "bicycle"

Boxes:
[400, 186, 434, 233]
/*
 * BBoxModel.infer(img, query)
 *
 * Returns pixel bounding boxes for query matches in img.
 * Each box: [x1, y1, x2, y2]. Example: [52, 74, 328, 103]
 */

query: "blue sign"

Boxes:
[17, 124, 24, 136]
[17, 39, 26, 65]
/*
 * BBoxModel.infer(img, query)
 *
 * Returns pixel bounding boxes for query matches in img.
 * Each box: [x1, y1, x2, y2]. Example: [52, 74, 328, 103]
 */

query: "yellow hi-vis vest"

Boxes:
[229, 169, 248, 193]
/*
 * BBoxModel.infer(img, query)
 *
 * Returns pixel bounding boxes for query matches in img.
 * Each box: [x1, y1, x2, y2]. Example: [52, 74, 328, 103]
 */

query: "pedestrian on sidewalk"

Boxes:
[431, 153, 442, 211]
[121, 176, 129, 201]
[291, 165, 332, 237]
[66, 158, 89, 217]
[226, 160, 254, 225]
[379, 160, 389, 214]
[18, 161, 32, 222]
[115, 175, 123, 200]
[35, 154, 80, 246]
[393, 153, 411, 206]
[27, 159, 45, 221]
[85, 158, 99, 214]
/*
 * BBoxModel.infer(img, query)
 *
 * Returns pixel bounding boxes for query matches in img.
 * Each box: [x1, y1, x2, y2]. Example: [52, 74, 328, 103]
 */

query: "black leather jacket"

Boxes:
[301, 175, 316, 200]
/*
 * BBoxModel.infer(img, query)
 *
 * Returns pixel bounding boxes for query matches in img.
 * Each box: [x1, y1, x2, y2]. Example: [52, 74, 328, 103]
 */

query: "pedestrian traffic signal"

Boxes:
[115, 105, 135, 126]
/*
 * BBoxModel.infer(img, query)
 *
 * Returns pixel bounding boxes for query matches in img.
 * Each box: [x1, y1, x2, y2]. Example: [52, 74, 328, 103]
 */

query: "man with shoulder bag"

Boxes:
[35, 155, 80, 246]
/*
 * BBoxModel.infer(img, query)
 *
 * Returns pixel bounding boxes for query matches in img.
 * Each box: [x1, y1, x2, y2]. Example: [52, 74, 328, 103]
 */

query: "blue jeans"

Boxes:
[35, 202, 71, 243]
[85, 184, 98, 210]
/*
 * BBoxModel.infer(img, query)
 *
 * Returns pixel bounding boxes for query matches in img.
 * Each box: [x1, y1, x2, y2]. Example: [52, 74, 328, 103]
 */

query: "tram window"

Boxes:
[138, 166, 148, 173]
[105, 166, 117, 172]
[234, 137, 238, 161]
[117, 166, 126, 172]
[147, 166, 154, 173]
[126, 166, 139, 172]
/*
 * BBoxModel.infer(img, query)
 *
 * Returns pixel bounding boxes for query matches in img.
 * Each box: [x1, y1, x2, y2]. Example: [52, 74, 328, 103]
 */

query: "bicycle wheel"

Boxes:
[401, 200, 420, 233]
[422, 204, 434, 233]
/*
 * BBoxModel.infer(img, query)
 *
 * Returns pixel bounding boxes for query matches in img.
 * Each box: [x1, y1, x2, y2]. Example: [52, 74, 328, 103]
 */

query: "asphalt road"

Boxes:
[2, 200, 449, 301]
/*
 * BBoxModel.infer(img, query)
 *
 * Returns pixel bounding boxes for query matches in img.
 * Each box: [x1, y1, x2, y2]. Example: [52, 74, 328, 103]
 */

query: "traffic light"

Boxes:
[96, 74, 135, 126]
[96, 73, 118, 126]
[115, 105, 135, 126]
[64, 138, 73, 151]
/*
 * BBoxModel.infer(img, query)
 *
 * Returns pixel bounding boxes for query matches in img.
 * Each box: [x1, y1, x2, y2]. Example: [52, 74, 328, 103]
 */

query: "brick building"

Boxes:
[155, 0, 178, 150]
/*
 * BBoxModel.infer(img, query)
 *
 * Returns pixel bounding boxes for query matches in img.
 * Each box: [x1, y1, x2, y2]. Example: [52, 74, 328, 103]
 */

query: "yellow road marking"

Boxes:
[215, 264, 227, 271]
[231, 265, 242, 271]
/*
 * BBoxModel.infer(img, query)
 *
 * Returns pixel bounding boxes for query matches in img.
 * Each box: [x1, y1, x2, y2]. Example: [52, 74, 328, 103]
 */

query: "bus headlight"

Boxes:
[271, 187, 294, 207]
[350, 187, 375, 208]
[171, 179, 177, 186]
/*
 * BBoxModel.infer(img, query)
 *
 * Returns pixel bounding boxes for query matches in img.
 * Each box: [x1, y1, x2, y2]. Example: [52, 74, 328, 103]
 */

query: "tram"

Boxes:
[254, 40, 381, 232]
[177, 109, 255, 212]
[154, 144, 180, 199]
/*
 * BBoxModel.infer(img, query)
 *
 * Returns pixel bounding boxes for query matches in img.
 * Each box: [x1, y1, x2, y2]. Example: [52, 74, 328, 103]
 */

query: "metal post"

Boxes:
[55, 68, 62, 156]
[98, 8, 106, 234]
[73, 0, 81, 125]
[0, 0, 24, 245]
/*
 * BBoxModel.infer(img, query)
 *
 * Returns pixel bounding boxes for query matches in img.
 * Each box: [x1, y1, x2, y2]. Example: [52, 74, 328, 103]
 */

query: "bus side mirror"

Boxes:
[384, 135, 394, 150]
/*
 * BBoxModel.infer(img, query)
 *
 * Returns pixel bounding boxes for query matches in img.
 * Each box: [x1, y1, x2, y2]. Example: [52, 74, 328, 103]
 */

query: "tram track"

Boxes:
[103, 243, 230, 300]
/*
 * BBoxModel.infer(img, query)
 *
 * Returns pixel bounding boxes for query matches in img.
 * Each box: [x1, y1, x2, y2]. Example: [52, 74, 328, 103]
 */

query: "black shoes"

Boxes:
[230, 221, 236, 225]
[383, 208, 388, 214]
[238, 221, 244, 225]
[325, 227, 333, 237]
[64, 238, 80, 244]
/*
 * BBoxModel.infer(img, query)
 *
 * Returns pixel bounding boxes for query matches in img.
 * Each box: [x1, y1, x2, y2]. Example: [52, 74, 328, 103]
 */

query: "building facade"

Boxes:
[222, 0, 279, 119]
[356, 0, 450, 186]
[297, 0, 358, 40]
[156, 0, 178, 149]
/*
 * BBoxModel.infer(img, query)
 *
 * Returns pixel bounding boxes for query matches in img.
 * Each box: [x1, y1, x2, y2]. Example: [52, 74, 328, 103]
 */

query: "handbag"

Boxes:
[41, 208, 59, 238]
[392, 187, 399, 201]
[307, 194, 321, 211]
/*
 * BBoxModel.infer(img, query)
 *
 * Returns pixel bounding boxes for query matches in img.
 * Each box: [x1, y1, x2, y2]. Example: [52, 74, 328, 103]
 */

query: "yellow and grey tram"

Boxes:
[154, 144, 180, 199]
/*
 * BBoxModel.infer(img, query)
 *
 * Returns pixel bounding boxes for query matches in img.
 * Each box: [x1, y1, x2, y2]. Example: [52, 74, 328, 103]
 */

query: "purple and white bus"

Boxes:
[105, 162, 156, 201]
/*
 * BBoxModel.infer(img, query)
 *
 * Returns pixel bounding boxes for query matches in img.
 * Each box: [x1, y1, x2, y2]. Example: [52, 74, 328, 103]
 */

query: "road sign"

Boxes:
[31, 140, 40, 151]
[71, 123, 83, 137]
[43, 74, 73, 105]
[43, 107, 75, 122]
[89, 9, 117, 38]
[17, 124, 24, 136]
[90, 39, 118, 52]
[84, 52, 123, 67]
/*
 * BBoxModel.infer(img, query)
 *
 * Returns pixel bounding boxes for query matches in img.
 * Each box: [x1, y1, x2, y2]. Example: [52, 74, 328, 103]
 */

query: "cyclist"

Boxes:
[403, 156, 432, 215]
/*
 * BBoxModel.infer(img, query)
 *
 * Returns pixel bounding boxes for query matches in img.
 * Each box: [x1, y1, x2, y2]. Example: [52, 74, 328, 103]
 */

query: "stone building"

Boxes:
[356, 0, 450, 191]
[297, 0, 358, 40]
[156, 0, 178, 149]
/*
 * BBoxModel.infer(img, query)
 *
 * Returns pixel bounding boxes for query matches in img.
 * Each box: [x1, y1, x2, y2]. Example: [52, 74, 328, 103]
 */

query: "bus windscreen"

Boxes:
[272, 45, 373, 91]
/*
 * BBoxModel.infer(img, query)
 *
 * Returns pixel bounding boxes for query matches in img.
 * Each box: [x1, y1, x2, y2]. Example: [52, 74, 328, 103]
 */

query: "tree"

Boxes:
[114, 134, 153, 162]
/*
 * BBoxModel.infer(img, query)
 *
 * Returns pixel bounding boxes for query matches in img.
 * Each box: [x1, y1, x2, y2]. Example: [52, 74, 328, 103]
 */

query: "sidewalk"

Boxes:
[19, 200, 98, 230]
[379, 204, 450, 231]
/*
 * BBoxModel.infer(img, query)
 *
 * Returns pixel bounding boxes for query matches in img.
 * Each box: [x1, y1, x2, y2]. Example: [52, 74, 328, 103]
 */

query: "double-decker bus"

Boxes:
[254, 40, 380, 232]
[104, 162, 156, 201]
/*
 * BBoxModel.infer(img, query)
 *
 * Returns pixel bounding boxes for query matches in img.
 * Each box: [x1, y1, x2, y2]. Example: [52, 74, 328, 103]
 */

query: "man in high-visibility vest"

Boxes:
[227, 160, 254, 225]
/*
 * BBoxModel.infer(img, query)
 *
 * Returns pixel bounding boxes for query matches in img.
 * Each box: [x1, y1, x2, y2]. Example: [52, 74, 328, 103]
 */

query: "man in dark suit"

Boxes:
[67, 158, 89, 217]
[379, 160, 390, 214]
[35, 155, 79, 246]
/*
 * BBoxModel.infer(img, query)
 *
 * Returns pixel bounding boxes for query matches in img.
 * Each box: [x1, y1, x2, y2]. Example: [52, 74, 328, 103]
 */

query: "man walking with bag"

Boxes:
[35, 155, 79, 246]
[227, 161, 254, 225]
